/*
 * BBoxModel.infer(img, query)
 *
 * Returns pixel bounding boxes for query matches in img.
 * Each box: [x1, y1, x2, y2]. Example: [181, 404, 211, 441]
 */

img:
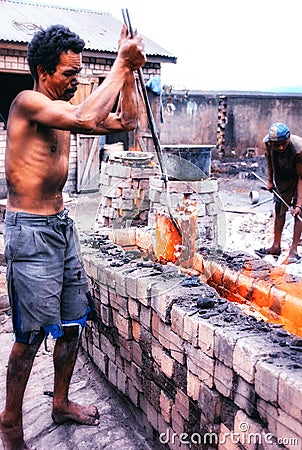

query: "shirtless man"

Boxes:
[0, 24, 145, 449]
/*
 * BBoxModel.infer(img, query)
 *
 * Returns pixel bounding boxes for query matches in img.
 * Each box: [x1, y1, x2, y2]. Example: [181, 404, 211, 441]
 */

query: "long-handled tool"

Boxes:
[121, 8, 182, 237]
[251, 171, 302, 222]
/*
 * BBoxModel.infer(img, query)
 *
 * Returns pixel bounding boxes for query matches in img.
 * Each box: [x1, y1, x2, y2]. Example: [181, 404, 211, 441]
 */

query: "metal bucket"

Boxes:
[249, 190, 260, 205]
[162, 145, 215, 181]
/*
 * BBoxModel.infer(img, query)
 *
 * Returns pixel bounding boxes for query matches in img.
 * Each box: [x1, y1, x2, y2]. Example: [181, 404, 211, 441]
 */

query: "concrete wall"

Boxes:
[160, 91, 302, 156]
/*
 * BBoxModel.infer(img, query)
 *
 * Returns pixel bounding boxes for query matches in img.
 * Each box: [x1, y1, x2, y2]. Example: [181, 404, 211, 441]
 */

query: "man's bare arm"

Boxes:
[14, 26, 145, 134]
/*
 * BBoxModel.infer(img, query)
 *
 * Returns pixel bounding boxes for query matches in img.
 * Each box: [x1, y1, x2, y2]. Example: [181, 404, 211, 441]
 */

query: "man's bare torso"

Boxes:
[5, 92, 70, 215]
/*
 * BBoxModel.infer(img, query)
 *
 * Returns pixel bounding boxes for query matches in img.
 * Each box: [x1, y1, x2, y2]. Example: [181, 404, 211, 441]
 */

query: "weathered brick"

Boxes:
[130, 361, 142, 392]
[186, 345, 215, 387]
[160, 390, 173, 423]
[100, 304, 113, 326]
[214, 326, 252, 369]
[90, 345, 107, 375]
[147, 400, 158, 430]
[218, 423, 241, 450]
[175, 389, 190, 421]
[108, 360, 117, 385]
[187, 370, 201, 402]
[170, 330, 185, 364]
[222, 266, 239, 294]
[233, 336, 277, 384]
[140, 304, 151, 330]
[183, 312, 199, 346]
[117, 368, 127, 394]
[214, 360, 233, 398]
[233, 376, 256, 416]
[100, 334, 116, 361]
[106, 163, 132, 178]
[128, 297, 140, 319]
[255, 358, 282, 404]
[198, 384, 222, 423]
[132, 341, 143, 366]
[269, 284, 287, 315]
[128, 381, 139, 407]
[278, 366, 302, 420]
[161, 351, 175, 379]
[132, 319, 141, 343]
[171, 404, 185, 436]
[114, 314, 132, 340]
[151, 279, 181, 323]
[275, 410, 302, 450]
[118, 338, 133, 362]
[198, 318, 216, 357]
[157, 317, 173, 350]
[171, 303, 186, 339]
[250, 279, 271, 308]
[257, 398, 278, 435]
[111, 227, 136, 247]
[234, 410, 263, 450]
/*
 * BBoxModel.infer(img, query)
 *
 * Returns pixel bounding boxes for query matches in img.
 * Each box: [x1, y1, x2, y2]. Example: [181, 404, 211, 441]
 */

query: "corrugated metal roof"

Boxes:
[0, 0, 177, 62]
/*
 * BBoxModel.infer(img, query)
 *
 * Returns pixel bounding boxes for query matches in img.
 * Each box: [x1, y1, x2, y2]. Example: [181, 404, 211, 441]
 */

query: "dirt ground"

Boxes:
[217, 174, 302, 278]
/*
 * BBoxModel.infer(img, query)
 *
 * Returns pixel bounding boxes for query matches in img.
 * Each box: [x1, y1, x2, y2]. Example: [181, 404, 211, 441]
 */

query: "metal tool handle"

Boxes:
[121, 8, 168, 184]
[122, 8, 182, 236]
[251, 171, 302, 222]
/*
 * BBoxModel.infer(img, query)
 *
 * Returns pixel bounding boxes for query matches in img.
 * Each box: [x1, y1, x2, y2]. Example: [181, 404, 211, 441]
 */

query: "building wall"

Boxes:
[160, 91, 302, 156]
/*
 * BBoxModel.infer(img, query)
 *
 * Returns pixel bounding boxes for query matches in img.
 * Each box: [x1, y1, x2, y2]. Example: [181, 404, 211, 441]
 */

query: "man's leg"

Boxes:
[0, 335, 44, 450]
[271, 213, 286, 253]
[51, 325, 99, 425]
[288, 216, 302, 257]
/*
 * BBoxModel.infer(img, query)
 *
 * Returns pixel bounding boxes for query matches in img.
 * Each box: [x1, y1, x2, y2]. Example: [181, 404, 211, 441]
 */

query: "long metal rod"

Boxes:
[251, 171, 302, 222]
[122, 8, 182, 236]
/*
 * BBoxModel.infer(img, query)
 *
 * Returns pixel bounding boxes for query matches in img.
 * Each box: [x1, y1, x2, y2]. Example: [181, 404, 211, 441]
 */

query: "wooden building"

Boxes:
[0, 0, 176, 197]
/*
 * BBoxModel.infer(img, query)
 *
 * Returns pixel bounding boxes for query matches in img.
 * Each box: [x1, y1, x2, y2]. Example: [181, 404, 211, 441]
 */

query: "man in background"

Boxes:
[255, 122, 302, 264]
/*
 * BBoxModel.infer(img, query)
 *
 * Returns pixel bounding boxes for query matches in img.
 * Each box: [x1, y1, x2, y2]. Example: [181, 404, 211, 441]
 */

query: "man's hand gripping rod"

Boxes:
[122, 8, 182, 237]
[251, 171, 302, 222]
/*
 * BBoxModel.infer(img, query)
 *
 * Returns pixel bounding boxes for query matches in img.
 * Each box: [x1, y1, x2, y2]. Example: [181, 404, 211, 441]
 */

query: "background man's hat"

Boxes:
[263, 122, 290, 143]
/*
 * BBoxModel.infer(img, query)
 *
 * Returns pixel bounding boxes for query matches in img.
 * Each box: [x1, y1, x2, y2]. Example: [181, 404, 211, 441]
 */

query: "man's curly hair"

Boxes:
[27, 24, 85, 81]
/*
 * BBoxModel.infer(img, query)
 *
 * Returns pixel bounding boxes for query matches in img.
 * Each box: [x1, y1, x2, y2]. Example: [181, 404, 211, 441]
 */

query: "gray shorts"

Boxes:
[4, 208, 90, 343]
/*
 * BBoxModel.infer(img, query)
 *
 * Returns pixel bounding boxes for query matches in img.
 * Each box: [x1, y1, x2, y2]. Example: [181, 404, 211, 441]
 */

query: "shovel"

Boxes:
[121, 8, 182, 237]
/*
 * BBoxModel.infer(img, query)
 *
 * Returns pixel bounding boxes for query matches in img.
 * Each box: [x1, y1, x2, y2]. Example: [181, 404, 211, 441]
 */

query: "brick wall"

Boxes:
[81, 241, 302, 450]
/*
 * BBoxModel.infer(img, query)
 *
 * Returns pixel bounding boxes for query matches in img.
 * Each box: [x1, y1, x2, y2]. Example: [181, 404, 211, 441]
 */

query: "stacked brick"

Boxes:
[82, 245, 302, 450]
[216, 96, 227, 157]
[202, 252, 302, 338]
[149, 177, 221, 249]
[0, 50, 28, 71]
[97, 158, 157, 229]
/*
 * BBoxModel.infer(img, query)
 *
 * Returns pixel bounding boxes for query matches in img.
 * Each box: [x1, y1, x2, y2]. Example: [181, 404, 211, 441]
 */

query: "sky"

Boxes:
[30, 0, 302, 93]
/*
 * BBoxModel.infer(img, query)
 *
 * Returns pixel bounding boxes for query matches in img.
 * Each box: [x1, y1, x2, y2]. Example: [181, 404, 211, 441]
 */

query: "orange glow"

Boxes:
[155, 213, 182, 263]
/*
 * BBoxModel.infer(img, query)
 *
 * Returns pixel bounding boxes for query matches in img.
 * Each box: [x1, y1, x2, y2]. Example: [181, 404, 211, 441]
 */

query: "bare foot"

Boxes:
[0, 413, 34, 450]
[52, 401, 99, 425]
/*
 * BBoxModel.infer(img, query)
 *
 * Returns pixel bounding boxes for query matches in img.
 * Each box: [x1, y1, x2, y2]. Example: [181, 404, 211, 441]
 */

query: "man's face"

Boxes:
[42, 50, 82, 101]
[270, 137, 290, 153]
